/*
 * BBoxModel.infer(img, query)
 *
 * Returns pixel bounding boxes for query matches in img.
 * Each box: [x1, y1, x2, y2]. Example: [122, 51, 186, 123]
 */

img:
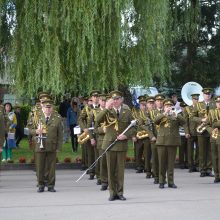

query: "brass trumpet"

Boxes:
[78, 131, 90, 145]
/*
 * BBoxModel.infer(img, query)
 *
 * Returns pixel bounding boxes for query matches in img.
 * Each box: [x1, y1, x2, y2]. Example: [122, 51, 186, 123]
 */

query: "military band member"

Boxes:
[87, 92, 103, 185]
[184, 93, 200, 172]
[148, 94, 165, 184]
[94, 94, 109, 190]
[78, 90, 101, 180]
[207, 96, 220, 183]
[191, 88, 215, 177]
[178, 102, 188, 169]
[155, 99, 185, 189]
[96, 91, 135, 201]
[132, 96, 146, 173]
[28, 98, 63, 192]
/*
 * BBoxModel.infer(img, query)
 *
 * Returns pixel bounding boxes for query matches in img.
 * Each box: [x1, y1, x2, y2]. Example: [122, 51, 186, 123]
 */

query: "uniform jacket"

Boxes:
[28, 111, 63, 152]
[211, 109, 220, 145]
[96, 106, 135, 151]
[191, 100, 216, 136]
[184, 105, 198, 136]
[154, 113, 185, 146]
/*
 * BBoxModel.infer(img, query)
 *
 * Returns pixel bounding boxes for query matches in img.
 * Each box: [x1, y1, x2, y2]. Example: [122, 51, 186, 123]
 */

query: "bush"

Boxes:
[19, 157, 26, 163]
[75, 156, 81, 163]
[64, 157, 72, 163]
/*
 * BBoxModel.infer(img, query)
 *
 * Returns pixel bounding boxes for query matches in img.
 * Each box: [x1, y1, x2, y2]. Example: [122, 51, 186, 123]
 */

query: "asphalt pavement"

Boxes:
[0, 168, 220, 220]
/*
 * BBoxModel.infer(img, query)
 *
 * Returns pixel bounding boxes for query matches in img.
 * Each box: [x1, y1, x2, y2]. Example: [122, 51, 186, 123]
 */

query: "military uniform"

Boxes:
[28, 99, 63, 192]
[132, 96, 146, 173]
[191, 88, 215, 176]
[78, 104, 95, 178]
[96, 91, 135, 201]
[178, 103, 188, 169]
[207, 96, 220, 182]
[184, 94, 200, 172]
[149, 94, 165, 184]
[78, 90, 101, 179]
[155, 99, 185, 188]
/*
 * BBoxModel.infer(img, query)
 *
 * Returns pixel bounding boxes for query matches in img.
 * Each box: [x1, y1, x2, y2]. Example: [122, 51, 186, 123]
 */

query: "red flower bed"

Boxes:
[19, 157, 26, 163]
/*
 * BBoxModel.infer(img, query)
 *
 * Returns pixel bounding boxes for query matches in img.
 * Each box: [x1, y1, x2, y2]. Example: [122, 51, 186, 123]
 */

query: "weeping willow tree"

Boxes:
[1, 0, 208, 97]
[1, 0, 172, 96]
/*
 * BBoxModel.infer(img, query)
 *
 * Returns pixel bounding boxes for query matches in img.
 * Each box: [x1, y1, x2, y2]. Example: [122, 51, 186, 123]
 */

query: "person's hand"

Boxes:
[201, 117, 208, 123]
[132, 136, 137, 142]
[151, 136, 156, 142]
[117, 134, 127, 140]
[91, 138, 96, 146]
[83, 128, 89, 133]
[185, 133, 190, 139]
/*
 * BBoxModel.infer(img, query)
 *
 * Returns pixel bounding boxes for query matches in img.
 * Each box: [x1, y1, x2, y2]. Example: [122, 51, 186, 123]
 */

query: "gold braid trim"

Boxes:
[104, 112, 118, 131]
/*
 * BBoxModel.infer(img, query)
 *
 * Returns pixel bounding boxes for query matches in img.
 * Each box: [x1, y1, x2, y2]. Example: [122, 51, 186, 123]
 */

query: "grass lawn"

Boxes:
[3, 138, 136, 164]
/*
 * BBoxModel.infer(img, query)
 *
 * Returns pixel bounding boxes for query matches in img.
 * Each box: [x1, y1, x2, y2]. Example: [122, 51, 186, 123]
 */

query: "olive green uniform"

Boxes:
[154, 113, 185, 185]
[149, 109, 162, 183]
[191, 101, 216, 175]
[94, 108, 108, 188]
[29, 112, 63, 188]
[96, 106, 135, 198]
[184, 105, 199, 171]
[207, 109, 219, 181]
[212, 112, 220, 182]
[78, 105, 95, 177]
[132, 107, 144, 172]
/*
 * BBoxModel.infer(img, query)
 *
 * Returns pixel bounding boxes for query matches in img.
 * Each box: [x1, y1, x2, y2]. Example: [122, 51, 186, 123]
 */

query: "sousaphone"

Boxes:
[181, 82, 204, 106]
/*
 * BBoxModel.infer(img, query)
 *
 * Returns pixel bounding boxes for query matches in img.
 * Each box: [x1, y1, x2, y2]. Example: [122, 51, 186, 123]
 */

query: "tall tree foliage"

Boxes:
[1, 0, 171, 96]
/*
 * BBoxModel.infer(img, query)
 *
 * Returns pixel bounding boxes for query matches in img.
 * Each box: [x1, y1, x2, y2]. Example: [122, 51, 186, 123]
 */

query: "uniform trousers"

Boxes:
[106, 151, 126, 197]
[197, 135, 212, 173]
[35, 151, 56, 188]
[211, 141, 220, 179]
[100, 149, 108, 186]
[157, 146, 177, 185]
[187, 136, 199, 169]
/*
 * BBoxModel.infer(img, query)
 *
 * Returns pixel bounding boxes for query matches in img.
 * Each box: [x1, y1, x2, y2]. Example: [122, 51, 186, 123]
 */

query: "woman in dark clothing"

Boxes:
[67, 100, 80, 152]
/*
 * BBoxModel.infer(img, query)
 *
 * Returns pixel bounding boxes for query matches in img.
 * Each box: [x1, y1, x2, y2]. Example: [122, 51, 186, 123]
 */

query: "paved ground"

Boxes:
[0, 168, 220, 220]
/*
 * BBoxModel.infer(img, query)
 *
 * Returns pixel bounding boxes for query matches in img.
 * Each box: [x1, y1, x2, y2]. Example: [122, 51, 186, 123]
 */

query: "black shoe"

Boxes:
[37, 187, 44, 193]
[146, 174, 151, 179]
[117, 195, 126, 201]
[89, 175, 94, 180]
[154, 179, 159, 184]
[159, 183, 164, 189]
[100, 185, 108, 191]
[96, 179, 101, 185]
[108, 195, 116, 201]
[80, 166, 87, 171]
[188, 168, 193, 173]
[168, 183, 177, 188]
[136, 169, 143, 173]
[214, 178, 220, 183]
[200, 172, 206, 177]
[206, 172, 214, 177]
[48, 187, 56, 192]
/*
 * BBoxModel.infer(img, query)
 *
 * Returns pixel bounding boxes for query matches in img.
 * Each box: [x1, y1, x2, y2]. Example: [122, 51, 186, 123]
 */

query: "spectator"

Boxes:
[14, 105, 24, 147]
[59, 94, 71, 143]
[2, 102, 17, 162]
[67, 100, 81, 152]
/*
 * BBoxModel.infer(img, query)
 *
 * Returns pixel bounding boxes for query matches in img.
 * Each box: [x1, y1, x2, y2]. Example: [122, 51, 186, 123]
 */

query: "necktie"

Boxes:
[46, 117, 49, 124]
[116, 109, 120, 118]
